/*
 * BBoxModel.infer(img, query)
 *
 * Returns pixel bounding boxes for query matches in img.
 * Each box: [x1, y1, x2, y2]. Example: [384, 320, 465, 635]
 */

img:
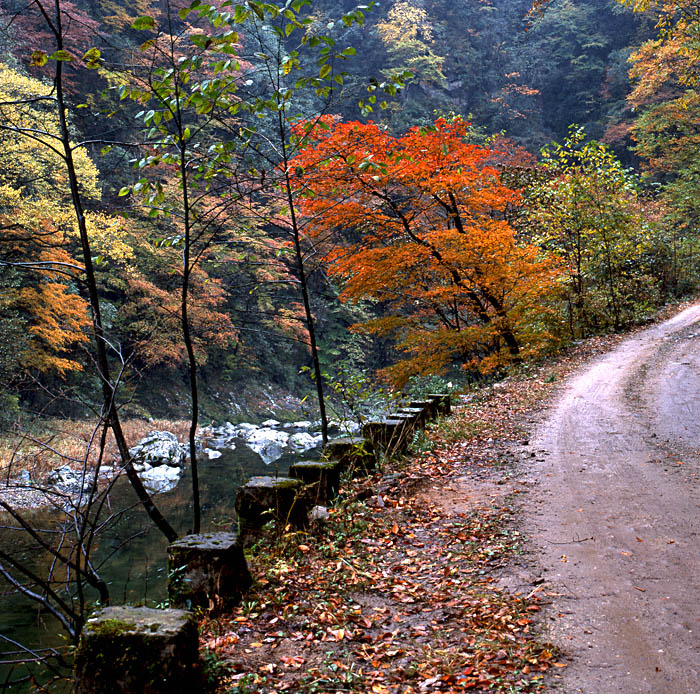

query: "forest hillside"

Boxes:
[0, 0, 696, 426]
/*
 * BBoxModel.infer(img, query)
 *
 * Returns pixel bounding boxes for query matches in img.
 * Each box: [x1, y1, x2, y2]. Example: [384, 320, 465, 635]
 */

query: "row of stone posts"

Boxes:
[73, 394, 451, 693]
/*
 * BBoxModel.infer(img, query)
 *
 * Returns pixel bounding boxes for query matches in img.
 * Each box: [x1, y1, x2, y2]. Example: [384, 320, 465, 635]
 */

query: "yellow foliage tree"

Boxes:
[376, 1, 446, 88]
[0, 62, 127, 374]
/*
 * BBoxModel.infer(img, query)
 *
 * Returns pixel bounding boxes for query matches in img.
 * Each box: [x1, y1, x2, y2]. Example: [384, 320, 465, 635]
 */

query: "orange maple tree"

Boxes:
[0, 221, 90, 375]
[292, 117, 560, 385]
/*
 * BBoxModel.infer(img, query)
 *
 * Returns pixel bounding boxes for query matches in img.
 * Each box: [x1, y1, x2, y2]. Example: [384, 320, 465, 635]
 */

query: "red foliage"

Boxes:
[292, 117, 560, 385]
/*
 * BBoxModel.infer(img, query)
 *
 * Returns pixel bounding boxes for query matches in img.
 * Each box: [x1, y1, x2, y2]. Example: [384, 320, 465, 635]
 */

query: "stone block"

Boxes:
[390, 411, 419, 429]
[234, 476, 308, 541]
[73, 606, 199, 694]
[426, 393, 451, 415]
[361, 418, 409, 453]
[289, 460, 341, 505]
[409, 399, 439, 421]
[167, 532, 251, 611]
[322, 436, 376, 475]
[398, 406, 428, 428]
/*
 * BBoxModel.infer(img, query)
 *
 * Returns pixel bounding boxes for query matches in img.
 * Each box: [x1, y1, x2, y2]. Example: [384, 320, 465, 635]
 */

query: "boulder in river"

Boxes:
[129, 431, 185, 468]
[244, 427, 290, 464]
[47, 465, 95, 494]
[288, 431, 323, 451]
[284, 420, 313, 430]
[139, 465, 181, 494]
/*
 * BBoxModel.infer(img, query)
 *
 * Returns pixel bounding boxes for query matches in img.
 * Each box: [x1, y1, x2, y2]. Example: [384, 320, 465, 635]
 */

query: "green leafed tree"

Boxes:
[521, 126, 667, 336]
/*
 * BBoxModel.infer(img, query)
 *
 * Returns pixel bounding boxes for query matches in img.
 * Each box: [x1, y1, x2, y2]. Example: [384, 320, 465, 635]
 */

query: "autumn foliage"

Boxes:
[292, 117, 560, 385]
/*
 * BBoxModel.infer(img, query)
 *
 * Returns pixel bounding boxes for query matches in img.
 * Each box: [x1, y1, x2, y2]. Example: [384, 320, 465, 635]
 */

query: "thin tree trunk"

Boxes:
[169, 23, 201, 532]
[49, 0, 177, 542]
[277, 113, 329, 444]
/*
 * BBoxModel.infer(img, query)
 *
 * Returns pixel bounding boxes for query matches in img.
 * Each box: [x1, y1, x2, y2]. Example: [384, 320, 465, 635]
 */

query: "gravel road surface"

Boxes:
[527, 303, 700, 693]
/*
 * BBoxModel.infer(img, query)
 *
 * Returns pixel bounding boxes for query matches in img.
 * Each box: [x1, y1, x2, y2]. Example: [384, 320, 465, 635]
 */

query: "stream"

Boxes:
[0, 423, 325, 691]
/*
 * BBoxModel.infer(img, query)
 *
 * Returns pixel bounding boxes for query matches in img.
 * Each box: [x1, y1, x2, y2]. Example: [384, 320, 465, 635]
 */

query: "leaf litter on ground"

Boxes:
[201, 318, 691, 693]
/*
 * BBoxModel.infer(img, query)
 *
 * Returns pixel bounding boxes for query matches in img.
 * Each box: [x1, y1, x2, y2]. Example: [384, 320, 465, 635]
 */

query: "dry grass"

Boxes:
[0, 417, 191, 481]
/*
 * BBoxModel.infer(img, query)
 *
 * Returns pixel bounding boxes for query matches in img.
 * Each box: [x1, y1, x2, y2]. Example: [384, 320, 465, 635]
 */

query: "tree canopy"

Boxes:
[293, 117, 561, 385]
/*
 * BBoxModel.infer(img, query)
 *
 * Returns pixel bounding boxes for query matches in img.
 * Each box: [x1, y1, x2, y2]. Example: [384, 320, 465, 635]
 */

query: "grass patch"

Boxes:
[0, 417, 190, 479]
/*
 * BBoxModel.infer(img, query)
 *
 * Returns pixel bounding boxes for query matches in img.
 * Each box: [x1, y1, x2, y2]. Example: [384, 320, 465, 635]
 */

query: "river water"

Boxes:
[0, 438, 316, 691]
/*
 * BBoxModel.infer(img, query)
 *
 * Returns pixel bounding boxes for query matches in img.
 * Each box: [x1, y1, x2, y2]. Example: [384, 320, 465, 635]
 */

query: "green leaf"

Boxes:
[82, 47, 101, 68]
[131, 15, 156, 30]
[248, 1, 265, 20]
[30, 50, 47, 66]
[118, 186, 130, 197]
[49, 50, 75, 62]
[190, 34, 208, 49]
[319, 63, 331, 79]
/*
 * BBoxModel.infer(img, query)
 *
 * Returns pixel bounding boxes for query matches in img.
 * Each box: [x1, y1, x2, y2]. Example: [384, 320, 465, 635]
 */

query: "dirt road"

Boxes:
[527, 304, 700, 693]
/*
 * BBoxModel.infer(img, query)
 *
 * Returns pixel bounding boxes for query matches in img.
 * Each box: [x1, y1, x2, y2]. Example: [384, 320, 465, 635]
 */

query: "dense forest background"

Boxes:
[0, 0, 697, 424]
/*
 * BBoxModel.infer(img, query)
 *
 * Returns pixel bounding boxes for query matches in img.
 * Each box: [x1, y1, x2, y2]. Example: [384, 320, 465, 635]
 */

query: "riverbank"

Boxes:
[0, 418, 191, 508]
[0, 414, 358, 509]
[0, 376, 320, 506]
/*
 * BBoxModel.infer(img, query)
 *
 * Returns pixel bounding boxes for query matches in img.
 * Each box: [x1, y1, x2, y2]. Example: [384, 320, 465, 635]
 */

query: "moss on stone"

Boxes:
[89, 618, 137, 638]
[74, 607, 200, 694]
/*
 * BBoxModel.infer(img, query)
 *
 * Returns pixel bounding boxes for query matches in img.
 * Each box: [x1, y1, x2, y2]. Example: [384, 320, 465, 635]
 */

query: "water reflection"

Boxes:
[0, 442, 314, 691]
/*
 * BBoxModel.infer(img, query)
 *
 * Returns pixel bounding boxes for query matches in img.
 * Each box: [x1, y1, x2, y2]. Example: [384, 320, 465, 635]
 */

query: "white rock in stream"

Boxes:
[139, 465, 181, 494]
[284, 420, 313, 430]
[288, 432, 323, 451]
[47, 465, 95, 494]
[129, 431, 185, 468]
[233, 422, 258, 437]
[260, 418, 281, 428]
[205, 436, 235, 449]
[204, 448, 223, 459]
[244, 428, 290, 464]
